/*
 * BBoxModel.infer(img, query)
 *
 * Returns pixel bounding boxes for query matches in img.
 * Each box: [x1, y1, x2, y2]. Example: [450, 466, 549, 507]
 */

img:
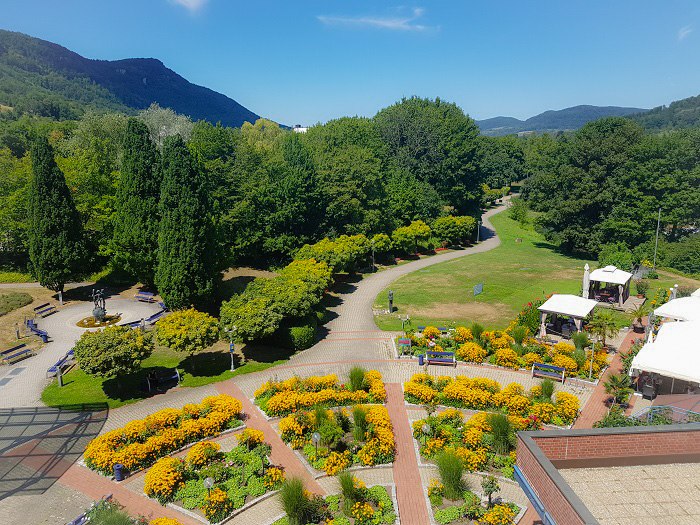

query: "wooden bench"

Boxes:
[1, 343, 35, 365]
[33, 302, 57, 318]
[426, 350, 456, 367]
[47, 349, 75, 378]
[135, 291, 155, 303]
[531, 363, 566, 383]
[145, 368, 181, 391]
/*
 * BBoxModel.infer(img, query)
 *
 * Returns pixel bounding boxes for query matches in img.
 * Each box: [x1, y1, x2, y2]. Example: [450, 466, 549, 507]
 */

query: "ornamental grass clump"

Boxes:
[338, 471, 363, 512]
[352, 405, 368, 441]
[435, 450, 466, 500]
[349, 366, 366, 391]
[280, 478, 314, 525]
[487, 413, 515, 455]
[540, 378, 555, 401]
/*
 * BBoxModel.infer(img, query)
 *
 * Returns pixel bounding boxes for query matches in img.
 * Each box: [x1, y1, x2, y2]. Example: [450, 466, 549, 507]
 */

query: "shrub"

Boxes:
[456, 342, 487, 363]
[540, 379, 555, 401]
[552, 354, 578, 374]
[74, 325, 154, 379]
[352, 406, 368, 441]
[571, 331, 590, 351]
[453, 326, 473, 343]
[288, 321, 317, 350]
[487, 414, 514, 455]
[155, 308, 219, 354]
[202, 487, 234, 523]
[634, 279, 649, 296]
[470, 322, 485, 344]
[349, 366, 366, 391]
[481, 503, 516, 525]
[481, 475, 500, 507]
[186, 441, 220, 468]
[144, 457, 184, 504]
[510, 325, 528, 345]
[338, 472, 363, 511]
[87, 500, 135, 525]
[598, 242, 634, 270]
[494, 348, 520, 369]
[434, 506, 463, 525]
[435, 450, 466, 500]
[280, 478, 313, 525]
[423, 325, 441, 339]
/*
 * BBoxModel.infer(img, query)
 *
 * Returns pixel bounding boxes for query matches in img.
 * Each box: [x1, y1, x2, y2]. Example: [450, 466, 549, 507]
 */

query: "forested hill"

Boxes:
[477, 105, 647, 136]
[630, 94, 700, 131]
[0, 29, 260, 126]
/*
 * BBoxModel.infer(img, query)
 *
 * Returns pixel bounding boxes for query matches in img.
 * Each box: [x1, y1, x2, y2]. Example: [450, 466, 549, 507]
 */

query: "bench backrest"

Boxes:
[533, 362, 565, 372]
[2, 344, 26, 355]
[137, 291, 154, 297]
[34, 302, 51, 311]
[427, 350, 455, 357]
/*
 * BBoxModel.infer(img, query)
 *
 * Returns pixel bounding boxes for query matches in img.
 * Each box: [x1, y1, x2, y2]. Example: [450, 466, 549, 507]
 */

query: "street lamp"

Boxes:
[203, 476, 215, 496]
[311, 432, 321, 455]
[421, 423, 431, 444]
[225, 326, 237, 372]
[476, 220, 482, 243]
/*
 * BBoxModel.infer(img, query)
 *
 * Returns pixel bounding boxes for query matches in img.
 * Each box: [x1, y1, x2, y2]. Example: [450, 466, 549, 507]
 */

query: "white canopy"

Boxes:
[654, 296, 700, 322]
[588, 265, 633, 286]
[691, 288, 700, 298]
[538, 294, 598, 318]
[630, 321, 700, 384]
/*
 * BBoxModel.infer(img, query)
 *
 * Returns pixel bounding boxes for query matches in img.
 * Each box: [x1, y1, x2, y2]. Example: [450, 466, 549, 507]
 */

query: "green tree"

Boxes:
[392, 220, 431, 254]
[597, 242, 634, 270]
[73, 326, 154, 379]
[155, 136, 218, 309]
[481, 475, 500, 508]
[587, 310, 620, 348]
[110, 118, 161, 284]
[219, 295, 284, 342]
[27, 135, 85, 292]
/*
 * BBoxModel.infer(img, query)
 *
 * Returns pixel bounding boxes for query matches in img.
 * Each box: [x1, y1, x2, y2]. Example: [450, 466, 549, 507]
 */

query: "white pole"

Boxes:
[653, 207, 661, 270]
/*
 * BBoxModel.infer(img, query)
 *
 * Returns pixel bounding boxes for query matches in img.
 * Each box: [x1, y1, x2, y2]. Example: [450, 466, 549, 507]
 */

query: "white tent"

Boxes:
[630, 321, 700, 385]
[691, 288, 700, 298]
[538, 294, 598, 337]
[654, 296, 700, 322]
[588, 265, 634, 307]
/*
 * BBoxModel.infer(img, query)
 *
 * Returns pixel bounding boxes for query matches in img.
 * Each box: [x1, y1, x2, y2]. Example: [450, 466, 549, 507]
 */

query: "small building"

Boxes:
[292, 124, 309, 133]
[515, 425, 700, 525]
[585, 265, 633, 308]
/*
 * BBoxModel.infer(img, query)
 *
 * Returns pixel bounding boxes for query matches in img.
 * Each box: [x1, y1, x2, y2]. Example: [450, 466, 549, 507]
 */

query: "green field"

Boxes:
[41, 344, 287, 409]
[374, 211, 698, 331]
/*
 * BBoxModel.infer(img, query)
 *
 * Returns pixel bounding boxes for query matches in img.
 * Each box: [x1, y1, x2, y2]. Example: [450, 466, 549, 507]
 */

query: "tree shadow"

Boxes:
[218, 275, 257, 302]
[180, 351, 240, 377]
[331, 281, 358, 295]
[240, 343, 296, 364]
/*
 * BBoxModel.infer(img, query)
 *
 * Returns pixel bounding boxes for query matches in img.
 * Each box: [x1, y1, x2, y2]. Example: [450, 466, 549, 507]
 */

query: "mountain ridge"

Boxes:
[0, 29, 261, 126]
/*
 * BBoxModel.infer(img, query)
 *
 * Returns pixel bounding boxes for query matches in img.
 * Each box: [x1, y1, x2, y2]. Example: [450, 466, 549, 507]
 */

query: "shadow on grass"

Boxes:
[240, 343, 296, 364]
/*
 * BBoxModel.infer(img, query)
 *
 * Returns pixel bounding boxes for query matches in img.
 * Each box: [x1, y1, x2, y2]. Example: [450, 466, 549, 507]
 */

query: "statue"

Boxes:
[388, 290, 394, 313]
[91, 288, 107, 322]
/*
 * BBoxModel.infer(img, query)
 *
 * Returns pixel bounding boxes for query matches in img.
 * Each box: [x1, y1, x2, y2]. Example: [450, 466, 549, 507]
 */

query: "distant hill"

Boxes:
[477, 104, 648, 136]
[0, 29, 260, 126]
[629, 94, 700, 131]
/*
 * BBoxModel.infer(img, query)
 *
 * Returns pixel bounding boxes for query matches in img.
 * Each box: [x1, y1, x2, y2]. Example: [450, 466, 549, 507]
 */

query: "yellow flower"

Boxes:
[186, 441, 220, 468]
[453, 326, 473, 343]
[324, 450, 351, 475]
[494, 348, 520, 369]
[238, 428, 265, 447]
[423, 326, 441, 339]
[202, 487, 234, 522]
[150, 519, 183, 525]
[144, 457, 184, 504]
[456, 342, 487, 363]
[481, 503, 516, 525]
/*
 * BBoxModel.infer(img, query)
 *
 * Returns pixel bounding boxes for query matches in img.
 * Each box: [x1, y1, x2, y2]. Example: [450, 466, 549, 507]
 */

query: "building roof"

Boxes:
[588, 265, 633, 285]
[630, 321, 700, 383]
[654, 296, 700, 322]
[538, 294, 598, 319]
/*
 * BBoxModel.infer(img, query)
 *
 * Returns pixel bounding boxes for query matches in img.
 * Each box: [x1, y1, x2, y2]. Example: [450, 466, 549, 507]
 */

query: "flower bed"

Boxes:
[144, 432, 285, 523]
[404, 374, 580, 427]
[399, 322, 609, 380]
[413, 409, 526, 477]
[428, 479, 520, 525]
[272, 479, 397, 525]
[84, 395, 243, 475]
[255, 370, 387, 417]
[278, 405, 395, 475]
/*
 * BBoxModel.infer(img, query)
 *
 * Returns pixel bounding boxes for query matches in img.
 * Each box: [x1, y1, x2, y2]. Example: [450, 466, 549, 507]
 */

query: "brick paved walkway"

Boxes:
[386, 383, 430, 525]
[215, 381, 324, 494]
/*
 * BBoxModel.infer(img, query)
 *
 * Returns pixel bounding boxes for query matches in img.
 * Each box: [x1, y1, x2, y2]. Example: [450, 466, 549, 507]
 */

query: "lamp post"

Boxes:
[476, 220, 482, 243]
[311, 432, 321, 456]
[225, 326, 237, 372]
[421, 423, 431, 444]
[203, 476, 214, 496]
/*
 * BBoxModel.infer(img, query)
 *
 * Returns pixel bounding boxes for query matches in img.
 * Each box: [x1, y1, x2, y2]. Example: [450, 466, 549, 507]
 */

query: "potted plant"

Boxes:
[629, 303, 648, 333]
[634, 279, 649, 298]
[604, 373, 633, 408]
[587, 310, 619, 351]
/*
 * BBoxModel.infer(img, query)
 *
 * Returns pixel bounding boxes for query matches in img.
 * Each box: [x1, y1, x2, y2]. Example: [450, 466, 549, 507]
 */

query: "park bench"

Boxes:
[26, 319, 49, 343]
[417, 325, 426, 331]
[145, 308, 167, 325]
[531, 362, 566, 383]
[425, 350, 456, 367]
[145, 368, 181, 392]
[33, 302, 57, 318]
[46, 349, 75, 378]
[119, 318, 143, 328]
[135, 291, 155, 303]
[1, 343, 35, 365]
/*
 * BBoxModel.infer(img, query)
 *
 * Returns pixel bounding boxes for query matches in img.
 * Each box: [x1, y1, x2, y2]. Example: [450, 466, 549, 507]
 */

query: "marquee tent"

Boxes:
[587, 265, 634, 307]
[654, 296, 700, 322]
[630, 321, 700, 386]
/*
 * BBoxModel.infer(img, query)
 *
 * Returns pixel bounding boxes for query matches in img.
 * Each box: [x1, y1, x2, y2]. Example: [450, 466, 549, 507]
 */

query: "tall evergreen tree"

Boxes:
[110, 118, 161, 284]
[155, 135, 217, 308]
[27, 135, 85, 292]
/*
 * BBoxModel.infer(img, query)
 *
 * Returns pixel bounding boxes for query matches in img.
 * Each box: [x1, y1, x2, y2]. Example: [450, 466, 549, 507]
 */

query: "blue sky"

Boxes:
[2, 1, 700, 125]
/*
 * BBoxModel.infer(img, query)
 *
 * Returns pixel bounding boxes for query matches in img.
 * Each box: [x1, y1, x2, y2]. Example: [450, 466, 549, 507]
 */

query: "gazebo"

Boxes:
[585, 265, 633, 307]
[653, 296, 700, 323]
[537, 294, 598, 339]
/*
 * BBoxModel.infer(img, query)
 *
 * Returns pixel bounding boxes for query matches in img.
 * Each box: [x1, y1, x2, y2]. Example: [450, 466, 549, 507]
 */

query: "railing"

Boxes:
[631, 405, 700, 425]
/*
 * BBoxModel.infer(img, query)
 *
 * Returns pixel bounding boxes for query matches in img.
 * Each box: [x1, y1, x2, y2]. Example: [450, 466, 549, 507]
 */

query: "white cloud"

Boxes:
[678, 24, 693, 41]
[317, 7, 436, 32]
[170, 0, 207, 12]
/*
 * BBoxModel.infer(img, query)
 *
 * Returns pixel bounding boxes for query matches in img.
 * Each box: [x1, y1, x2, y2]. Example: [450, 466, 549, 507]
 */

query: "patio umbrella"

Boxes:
[582, 264, 590, 299]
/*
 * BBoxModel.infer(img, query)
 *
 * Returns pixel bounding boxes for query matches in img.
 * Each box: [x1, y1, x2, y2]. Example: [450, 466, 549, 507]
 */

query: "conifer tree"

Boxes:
[111, 118, 161, 284]
[155, 135, 217, 308]
[27, 135, 85, 293]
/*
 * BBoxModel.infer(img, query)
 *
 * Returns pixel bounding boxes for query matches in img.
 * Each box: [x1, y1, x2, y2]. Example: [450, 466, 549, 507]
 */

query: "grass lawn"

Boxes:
[374, 211, 700, 331]
[41, 343, 290, 409]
